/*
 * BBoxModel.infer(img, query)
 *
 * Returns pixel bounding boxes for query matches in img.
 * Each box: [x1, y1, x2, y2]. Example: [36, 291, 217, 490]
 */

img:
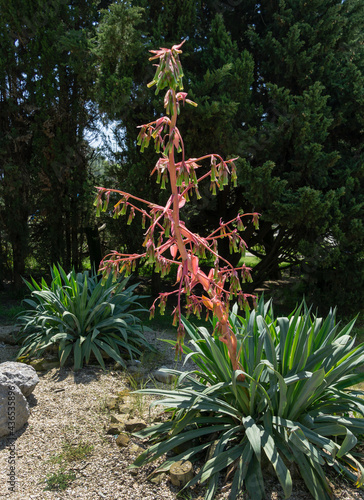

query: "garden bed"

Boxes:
[0, 324, 364, 499]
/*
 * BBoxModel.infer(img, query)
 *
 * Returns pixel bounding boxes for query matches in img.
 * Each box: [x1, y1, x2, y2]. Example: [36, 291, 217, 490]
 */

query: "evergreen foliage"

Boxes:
[240, 0, 364, 309]
[0, 0, 101, 284]
[93, 0, 364, 311]
[0, 0, 363, 312]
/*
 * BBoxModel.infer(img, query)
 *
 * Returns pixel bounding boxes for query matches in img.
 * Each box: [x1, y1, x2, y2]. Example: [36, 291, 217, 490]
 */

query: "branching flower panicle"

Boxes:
[95, 42, 259, 377]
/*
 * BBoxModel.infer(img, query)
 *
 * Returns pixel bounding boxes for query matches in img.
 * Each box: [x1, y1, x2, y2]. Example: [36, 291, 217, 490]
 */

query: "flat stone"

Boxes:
[29, 359, 46, 372]
[117, 389, 130, 398]
[124, 419, 147, 432]
[41, 360, 60, 371]
[127, 360, 142, 367]
[110, 414, 129, 426]
[105, 425, 124, 435]
[0, 361, 39, 397]
[29, 358, 59, 372]
[128, 365, 142, 374]
[0, 374, 30, 437]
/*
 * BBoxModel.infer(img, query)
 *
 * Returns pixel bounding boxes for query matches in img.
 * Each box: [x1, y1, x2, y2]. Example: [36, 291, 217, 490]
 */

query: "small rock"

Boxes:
[0, 326, 20, 345]
[118, 404, 132, 414]
[149, 473, 166, 485]
[110, 414, 129, 427]
[105, 395, 120, 411]
[116, 433, 130, 447]
[128, 365, 142, 374]
[41, 360, 60, 371]
[125, 419, 147, 432]
[105, 425, 124, 435]
[29, 359, 47, 372]
[0, 361, 39, 397]
[117, 389, 130, 398]
[152, 367, 177, 384]
[129, 443, 144, 454]
[29, 358, 60, 372]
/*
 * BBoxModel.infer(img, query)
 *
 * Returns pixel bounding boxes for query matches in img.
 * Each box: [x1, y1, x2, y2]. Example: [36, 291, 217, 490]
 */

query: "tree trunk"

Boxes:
[85, 226, 102, 272]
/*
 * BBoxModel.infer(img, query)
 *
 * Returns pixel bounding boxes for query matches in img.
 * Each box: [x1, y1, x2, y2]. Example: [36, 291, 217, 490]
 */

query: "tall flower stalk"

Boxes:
[94, 41, 258, 374]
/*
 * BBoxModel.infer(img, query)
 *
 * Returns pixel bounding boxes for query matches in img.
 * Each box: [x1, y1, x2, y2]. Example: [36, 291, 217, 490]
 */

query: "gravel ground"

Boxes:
[0, 325, 364, 500]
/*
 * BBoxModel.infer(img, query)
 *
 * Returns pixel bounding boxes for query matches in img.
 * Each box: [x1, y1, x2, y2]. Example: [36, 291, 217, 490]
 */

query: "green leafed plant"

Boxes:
[131, 298, 364, 500]
[44, 467, 76, 491]
[15, 264, 155, 370]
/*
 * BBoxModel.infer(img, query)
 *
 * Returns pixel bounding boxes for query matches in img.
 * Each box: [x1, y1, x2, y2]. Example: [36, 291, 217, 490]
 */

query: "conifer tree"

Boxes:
[238, 0, 364, 308]
[0, 0, 101, 283]
[93, 0, 364, 310]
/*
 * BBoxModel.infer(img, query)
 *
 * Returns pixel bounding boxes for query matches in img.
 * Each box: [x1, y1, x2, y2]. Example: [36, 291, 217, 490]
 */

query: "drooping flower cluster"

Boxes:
[95, 41, 258, 375]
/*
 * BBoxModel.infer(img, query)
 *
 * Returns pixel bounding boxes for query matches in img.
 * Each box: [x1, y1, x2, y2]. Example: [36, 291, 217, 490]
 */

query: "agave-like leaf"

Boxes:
[281, 304, 303, 374]
[325, 345, 364, 387]
[291, 305, 314, 371]
[257, 316, 277, 371]
[261, 430, 292, 499]
[288, 426, 325, 465]
[16, 265, 152, 370]
[60, 343, 73, 366]
[90, 342, 106, 369]
[287, 369, 326, 420]
[93, 338, 126, 367]
[228, 442, 253, 499]
[242, 416, 261, 462]
[245, 454, 265, 500]
[20, 298, 38, 310]
[132, 300, 364, 500]
[82, 334, 92, 364]
[291, 448, 332, 500]
[42, 332, 73, 346]
[73, 338, 83, 370]
[336, 428, 357, 459]
[133, 424, 230, 467]
[187, 441, 244, 489]
[62, 311, 81, 333]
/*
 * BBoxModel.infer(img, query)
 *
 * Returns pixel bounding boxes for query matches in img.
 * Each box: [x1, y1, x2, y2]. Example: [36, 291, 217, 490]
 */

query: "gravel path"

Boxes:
[0, 324, 364, 499]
